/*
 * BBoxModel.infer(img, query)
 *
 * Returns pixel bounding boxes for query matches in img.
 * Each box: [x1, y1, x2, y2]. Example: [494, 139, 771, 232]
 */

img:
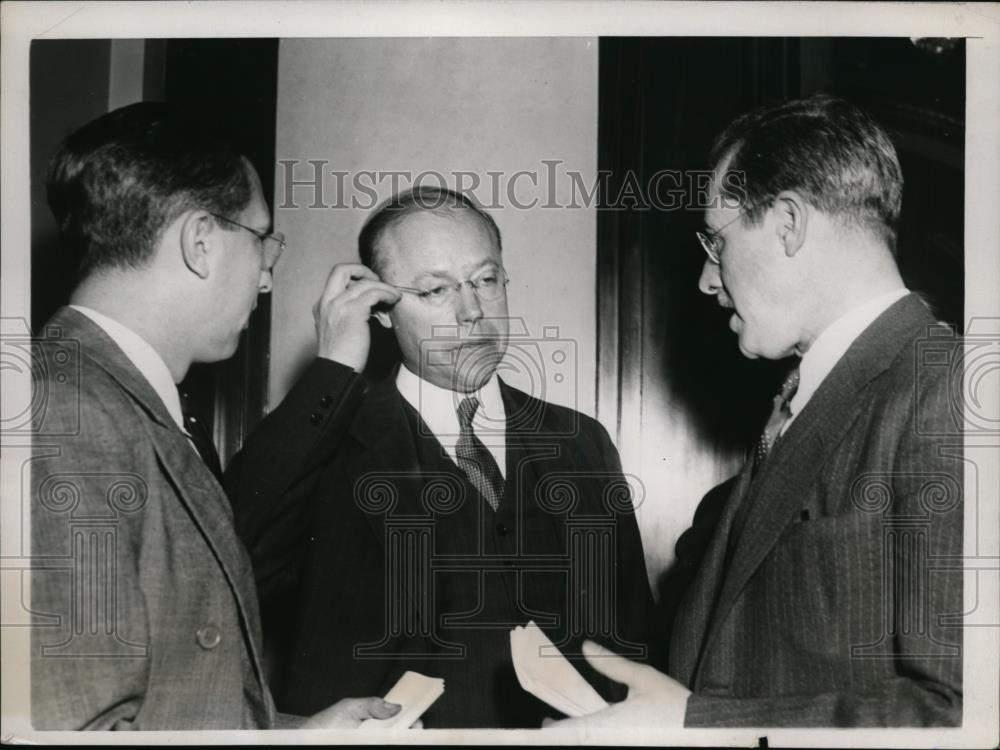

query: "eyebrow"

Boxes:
[409, 260, 499, 284]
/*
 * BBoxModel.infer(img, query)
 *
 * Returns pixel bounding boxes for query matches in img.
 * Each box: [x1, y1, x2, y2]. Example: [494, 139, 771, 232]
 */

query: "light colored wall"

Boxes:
[270, 38, 599, 418]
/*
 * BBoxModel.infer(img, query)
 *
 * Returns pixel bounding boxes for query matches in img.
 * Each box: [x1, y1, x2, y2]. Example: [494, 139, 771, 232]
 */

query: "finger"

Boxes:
[352, 286, 402, 310]
[366, 698, 402, 720]
[339, 697, 400, 721]
[319, 263, 380, 304]
[581, 640, 665, 694]
[335, 280, 401, 305]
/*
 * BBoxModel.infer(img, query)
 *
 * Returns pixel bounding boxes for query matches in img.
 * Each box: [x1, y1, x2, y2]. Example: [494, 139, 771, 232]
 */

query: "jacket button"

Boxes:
[320, 395, 333, 408]
[310, 412, 322, 426]
[496, 522, 509, 536]
[196, 624, 222, 650]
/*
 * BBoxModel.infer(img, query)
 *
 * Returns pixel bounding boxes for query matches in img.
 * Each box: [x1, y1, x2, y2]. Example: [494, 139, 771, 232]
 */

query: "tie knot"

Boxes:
[780, 368, 800, 403]
[457, 397, 480, 429]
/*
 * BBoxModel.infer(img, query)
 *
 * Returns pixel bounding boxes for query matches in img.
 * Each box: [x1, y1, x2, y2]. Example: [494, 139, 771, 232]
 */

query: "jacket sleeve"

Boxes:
[225, 358, 365, 597]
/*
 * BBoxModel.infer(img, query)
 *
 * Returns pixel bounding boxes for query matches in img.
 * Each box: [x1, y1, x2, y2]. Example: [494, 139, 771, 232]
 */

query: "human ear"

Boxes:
[179, 210, 215, 279]
[773, 190, 808, 257]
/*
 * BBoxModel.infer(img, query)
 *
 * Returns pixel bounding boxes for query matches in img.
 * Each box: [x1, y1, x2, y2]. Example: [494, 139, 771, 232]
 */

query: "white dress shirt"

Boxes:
[396, 364, 507, 478]
[783, 288, 910, 433]
[71, 305, 187, 434]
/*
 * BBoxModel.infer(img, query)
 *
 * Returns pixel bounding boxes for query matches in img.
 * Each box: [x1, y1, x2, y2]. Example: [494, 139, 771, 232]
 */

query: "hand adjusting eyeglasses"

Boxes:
[393, 269, 509, 306]
[210, 212, 287, 269]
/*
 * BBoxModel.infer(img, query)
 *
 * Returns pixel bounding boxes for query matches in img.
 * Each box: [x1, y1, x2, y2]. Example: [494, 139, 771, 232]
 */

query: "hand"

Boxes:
[542, 640, 691, 730]
[300, 697, 401, 729]
[313, 263, 401, 371]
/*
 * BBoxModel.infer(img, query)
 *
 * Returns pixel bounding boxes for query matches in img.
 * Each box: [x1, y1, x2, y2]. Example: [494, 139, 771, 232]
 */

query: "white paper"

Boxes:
[358, 670, 445, 731]
[510, 621, 609, 717]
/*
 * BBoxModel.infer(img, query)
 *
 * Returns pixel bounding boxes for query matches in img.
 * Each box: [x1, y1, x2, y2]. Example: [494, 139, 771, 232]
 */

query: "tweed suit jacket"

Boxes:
[228, 363, 656, 728]
[30, 307, 276, 730]
[669, 294, 963, 727]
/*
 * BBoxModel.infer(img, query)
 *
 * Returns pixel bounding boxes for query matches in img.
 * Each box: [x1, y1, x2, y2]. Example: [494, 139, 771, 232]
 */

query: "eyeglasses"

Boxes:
[210, 212, 286, 269]
[394, 269, 509, 307]
[695, 214, 743, 264]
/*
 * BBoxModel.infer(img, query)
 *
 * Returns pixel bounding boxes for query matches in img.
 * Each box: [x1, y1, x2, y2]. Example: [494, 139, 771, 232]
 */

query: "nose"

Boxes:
[258, 268, 273, 294]
[454, 282, 484, 324]
[698, 259, 722, 296]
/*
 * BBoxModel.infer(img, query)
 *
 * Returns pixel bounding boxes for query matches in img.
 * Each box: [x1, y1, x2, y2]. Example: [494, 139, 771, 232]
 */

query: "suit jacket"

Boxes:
[228, 364, 657, 728]
[669, 294, 963, 727]
[30, 307, 276, 729]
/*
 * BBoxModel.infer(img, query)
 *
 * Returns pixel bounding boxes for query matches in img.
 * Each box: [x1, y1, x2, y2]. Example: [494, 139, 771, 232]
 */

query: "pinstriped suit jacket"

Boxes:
[669, 294, 963, 727]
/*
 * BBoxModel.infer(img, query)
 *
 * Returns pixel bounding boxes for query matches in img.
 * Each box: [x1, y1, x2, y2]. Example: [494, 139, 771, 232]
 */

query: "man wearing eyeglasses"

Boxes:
[229, 187, 657, 728]
[544, 96, 962, 729]
[30, 103, 400, 730]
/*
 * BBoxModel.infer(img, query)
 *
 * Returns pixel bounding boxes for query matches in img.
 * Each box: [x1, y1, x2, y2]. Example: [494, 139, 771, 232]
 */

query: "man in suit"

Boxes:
[546, 96, 963, 728]
[30, 103, 400, 730]
[228, 187, 657, 728]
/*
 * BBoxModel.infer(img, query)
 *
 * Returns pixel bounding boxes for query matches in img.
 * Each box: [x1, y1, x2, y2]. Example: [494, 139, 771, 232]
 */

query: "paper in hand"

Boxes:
[510, 620, 609, 717]
[359, 670, 444, 730]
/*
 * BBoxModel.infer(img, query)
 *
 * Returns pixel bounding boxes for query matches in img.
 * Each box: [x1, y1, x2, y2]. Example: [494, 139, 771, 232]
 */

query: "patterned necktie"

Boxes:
[752, 366, 801, 473]
[454, 397, 504, 511]
[178, 387, 223, 482]
[729, 366, 801, 550]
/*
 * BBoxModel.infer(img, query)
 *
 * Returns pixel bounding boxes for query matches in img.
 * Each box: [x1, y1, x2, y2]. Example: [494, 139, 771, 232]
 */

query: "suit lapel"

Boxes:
[348, 376, 432, 522]
[499, 381, 570, 550]
[51, 307, 178, 430]
[346, 377, 456, 644]
[691, 294, 938, 687]
[693, 392, 843, 685]
[50, 307, 270, 694]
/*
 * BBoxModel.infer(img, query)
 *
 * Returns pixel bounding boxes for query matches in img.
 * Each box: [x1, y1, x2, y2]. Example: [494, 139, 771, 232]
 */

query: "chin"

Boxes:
[453, 345, 502, 388]
[219, 336, 242, 360]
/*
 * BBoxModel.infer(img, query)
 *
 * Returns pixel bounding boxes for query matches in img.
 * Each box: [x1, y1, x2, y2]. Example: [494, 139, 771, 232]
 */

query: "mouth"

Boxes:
[457, 339, 498, 349]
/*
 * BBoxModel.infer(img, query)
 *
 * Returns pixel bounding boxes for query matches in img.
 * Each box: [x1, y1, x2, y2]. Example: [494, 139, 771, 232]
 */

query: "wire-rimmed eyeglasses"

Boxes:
[210, 212, 286, 269]
[394, 269, 509, 307]
[695, 213, 743, 264]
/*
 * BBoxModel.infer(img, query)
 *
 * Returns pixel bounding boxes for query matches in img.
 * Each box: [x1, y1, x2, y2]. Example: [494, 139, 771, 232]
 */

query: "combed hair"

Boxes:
[710, 95, 903, 251]
[358, 186, 502, 276]
[46, 102, 252, 278]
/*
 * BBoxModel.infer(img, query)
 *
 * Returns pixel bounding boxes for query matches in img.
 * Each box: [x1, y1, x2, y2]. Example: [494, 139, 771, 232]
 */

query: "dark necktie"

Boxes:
[454, 397, 504, 511]
[178, 387, 223, 482]
[729, 366, 800, 547]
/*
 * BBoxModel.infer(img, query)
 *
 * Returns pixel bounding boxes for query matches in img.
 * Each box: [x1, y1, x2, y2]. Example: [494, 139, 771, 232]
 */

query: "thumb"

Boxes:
[364, 697, 402, 720]
[581, 640, 665, 694]
[342, 697, 400, 721]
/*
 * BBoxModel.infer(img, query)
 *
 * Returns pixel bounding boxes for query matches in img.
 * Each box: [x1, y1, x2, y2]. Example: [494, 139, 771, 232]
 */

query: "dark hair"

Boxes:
[710, 95, 903, 250]
[358, 186, 502, 276]
[46, 101, 252, 278]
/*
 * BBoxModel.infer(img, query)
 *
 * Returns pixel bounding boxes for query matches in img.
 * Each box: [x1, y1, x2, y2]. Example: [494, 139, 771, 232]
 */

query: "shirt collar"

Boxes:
[789, 288, 909, 420]
[395, 364, 507, 473]
[70, 305, 186, 432]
